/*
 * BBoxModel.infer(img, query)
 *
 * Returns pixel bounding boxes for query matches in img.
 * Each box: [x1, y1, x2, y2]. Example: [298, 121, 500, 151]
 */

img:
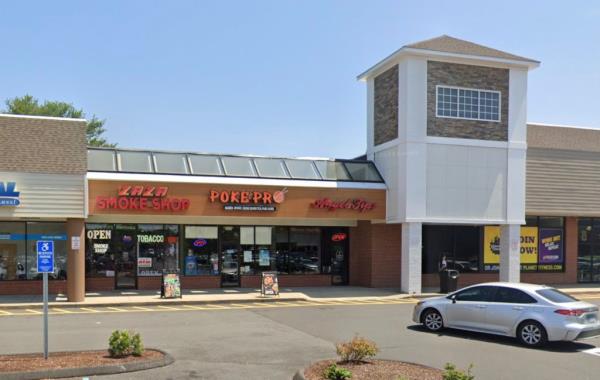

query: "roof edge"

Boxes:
[358, 45, 540, 81]
[0, 113, 87, 123]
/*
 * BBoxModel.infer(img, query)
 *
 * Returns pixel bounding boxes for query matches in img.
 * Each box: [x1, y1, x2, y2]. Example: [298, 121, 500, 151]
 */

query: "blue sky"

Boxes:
[1, 1, 598, 158]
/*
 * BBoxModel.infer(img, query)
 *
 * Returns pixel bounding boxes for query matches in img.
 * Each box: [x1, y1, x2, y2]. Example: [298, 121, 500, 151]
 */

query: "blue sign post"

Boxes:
[37, 240, 54, 360]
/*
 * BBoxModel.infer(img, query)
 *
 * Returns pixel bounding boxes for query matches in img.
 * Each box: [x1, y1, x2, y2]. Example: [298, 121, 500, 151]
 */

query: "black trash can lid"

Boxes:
[447, 269, 459, 278]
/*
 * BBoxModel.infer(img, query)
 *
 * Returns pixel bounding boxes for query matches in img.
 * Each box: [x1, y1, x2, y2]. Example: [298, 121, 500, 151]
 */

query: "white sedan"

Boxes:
[413, 282, 600, 347]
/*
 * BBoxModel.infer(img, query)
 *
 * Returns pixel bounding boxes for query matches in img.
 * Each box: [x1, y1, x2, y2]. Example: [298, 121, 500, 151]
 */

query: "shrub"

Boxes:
[108, 330, 144, 358]
[323, 364, 352, 380]
[131, 332, 144, 356]
[335, 336, 379, 363]
[443, 363, 474, 380]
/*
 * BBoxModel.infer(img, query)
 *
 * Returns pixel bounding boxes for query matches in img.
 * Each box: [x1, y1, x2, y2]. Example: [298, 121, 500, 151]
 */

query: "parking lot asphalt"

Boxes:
[2, 298, 600, 379]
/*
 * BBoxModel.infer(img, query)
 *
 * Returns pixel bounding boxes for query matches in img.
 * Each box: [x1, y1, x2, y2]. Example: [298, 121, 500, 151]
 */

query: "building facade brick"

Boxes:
[374, 65, 399, 145]
[427, 61, 509, 141]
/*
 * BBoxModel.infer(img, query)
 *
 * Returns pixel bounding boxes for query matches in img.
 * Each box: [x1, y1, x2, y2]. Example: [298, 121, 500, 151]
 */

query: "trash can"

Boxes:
[439, 269, 459, 293]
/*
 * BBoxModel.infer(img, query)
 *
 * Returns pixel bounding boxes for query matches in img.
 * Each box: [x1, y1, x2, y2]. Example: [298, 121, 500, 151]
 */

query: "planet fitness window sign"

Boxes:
[538, 228, 564, 271]
[483, 226, 563, 272]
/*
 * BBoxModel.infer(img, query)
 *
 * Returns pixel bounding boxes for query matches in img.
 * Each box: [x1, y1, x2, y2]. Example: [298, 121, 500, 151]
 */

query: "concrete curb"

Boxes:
[292, 368, 306, 380]
[0, 294, 427, 310]
[0, 296, 309, 310]
[0, 348, 174, 380]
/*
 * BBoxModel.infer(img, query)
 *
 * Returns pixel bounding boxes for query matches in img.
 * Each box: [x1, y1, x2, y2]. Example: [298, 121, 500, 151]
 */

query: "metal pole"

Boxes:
[43, 272, 48, 360]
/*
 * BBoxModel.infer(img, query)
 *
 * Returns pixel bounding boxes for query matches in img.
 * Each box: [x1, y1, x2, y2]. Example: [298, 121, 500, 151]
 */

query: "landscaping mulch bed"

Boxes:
[304, 359, 442, 380]
[0, 349, 163, 373]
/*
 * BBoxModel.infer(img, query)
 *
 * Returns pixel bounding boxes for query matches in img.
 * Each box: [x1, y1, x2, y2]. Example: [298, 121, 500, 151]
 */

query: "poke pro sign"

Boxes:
[483, 226, 538, 266]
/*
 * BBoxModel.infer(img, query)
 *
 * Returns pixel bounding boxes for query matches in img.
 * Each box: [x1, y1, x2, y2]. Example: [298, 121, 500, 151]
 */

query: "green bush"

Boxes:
[108, 330, 144, 358]
[323, 364, 352, 380]
[335, 336, 379, 363]
[443, 363, 474, 380]
[131, 332, 144, 356]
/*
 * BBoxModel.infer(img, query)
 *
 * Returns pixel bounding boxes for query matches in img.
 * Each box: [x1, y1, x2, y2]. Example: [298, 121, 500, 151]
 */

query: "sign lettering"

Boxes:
[311, 198, 375, 213]
[0, 182, 20, 207]
[96, 185, 190, 212]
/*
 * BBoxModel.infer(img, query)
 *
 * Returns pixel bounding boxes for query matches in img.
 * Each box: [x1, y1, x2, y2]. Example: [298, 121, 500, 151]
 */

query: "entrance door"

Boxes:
[220, 226, 240, 287]
[578, 218, 600, 283]
[323, 228, 349, 285]
[113, 226, 137, 289]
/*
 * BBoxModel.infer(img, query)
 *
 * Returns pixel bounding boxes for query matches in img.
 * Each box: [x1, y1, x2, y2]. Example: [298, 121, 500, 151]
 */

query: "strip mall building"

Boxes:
[0, 36, 597, 301]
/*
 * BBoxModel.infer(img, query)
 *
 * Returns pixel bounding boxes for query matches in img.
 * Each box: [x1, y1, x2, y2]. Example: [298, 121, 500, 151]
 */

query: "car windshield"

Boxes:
[536, 288, 579, 303]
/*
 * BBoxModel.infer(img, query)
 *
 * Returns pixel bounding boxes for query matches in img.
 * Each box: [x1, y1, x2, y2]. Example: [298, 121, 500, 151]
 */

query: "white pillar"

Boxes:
[401, 222, 422, 294]
[500, 224, 521, 283]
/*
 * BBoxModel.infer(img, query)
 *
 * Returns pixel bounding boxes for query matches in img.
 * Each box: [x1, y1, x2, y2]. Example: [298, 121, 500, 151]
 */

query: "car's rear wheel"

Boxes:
[517, 320, 547, 347]
[422, 309, 444, 332]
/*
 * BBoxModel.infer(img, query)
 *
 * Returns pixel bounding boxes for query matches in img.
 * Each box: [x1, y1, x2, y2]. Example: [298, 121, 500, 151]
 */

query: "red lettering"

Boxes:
[152, 198, 160, 209]
[230, 191, 240, 203]
[96, 197, 107, 209]
[140, 197, 147, 210]
[311, 198, 375, 213]
[171, 199, 181, 211]
[263, 192, 272, 204]
[155, 187, 168, 197]
[181, 199, 190, 210]
[209, 190, 219, 203]
[241, 192, 250, 203]
[129, 197, 139, 210]
[253, 192, 262, 204]
[130, 186, 144, 196]
[118, 197, 129, 209]
[118, 186, 131, 196]
[142, 186, 155, 197]
[220, 192, 230, 203]
[161, 198, 170, 210]
[108, 197, 118, 208]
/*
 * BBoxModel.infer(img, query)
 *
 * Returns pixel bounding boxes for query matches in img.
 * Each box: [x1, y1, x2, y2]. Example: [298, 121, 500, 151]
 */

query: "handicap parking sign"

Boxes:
[37, 241, 54, 273]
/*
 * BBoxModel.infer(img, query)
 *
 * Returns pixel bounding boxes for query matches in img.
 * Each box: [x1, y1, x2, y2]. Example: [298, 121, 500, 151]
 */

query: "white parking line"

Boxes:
[582, 347, 600, 356]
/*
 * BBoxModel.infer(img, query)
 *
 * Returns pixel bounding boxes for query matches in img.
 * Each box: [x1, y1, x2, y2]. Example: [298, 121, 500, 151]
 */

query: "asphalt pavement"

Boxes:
[2, 298, 600, 379]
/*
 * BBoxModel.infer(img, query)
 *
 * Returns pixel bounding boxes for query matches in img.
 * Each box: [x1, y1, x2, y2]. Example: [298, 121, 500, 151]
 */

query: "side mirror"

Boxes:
[451, 294, 457, 304]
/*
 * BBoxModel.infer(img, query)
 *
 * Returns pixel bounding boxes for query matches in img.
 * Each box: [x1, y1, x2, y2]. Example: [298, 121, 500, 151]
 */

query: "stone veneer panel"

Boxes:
[427, 61, 509, 141]
[374, 65, 398, 145]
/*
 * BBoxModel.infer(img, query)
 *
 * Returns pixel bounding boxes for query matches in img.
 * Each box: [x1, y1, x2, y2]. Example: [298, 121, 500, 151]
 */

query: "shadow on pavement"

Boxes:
[406, 325, 596, 353]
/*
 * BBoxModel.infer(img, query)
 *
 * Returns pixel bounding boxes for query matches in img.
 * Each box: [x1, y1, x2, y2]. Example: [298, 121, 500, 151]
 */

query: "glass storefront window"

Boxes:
[26, 222, 67, 280]
[239, 226, 276, 275]
[273, 227, 290, 274]
[422, 225, 481, 274]
[0, 222, 26, 280]
[85, 224, 115, 278]
[289, 227, 321, 274]
[137, 224, 179, 276]
[183, 226, 219, 275]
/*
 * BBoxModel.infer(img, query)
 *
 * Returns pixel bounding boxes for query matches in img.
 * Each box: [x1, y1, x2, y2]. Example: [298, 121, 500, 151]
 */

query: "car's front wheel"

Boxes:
[422, 309, 444, 332]
[517, 320, 547, 347]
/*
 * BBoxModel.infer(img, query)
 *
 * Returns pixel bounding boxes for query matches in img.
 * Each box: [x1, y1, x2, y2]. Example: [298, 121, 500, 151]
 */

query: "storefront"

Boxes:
[83, 151, 386, 291]
[5, 36, 600, 300]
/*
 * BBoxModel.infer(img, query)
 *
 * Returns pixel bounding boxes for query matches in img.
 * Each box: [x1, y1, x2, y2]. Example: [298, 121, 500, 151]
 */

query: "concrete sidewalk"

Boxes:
[0, 286, 423, 309]
[2, 283, 599, 310]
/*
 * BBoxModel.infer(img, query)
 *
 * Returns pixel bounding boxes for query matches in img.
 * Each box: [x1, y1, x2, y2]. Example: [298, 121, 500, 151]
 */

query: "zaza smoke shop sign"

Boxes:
[209, 188, 286, 212]
[96, 185, 191, 212]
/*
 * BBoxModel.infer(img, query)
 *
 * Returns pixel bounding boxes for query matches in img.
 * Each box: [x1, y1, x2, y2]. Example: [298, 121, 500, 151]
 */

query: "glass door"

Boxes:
[577, 218, 600, 283]
[113, 224, 137, 289]
[323, 228, 349, 285]
[220, 226, 241, 287]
